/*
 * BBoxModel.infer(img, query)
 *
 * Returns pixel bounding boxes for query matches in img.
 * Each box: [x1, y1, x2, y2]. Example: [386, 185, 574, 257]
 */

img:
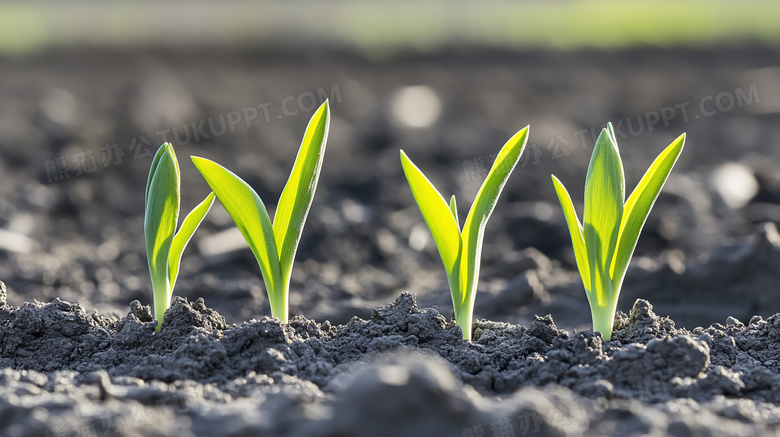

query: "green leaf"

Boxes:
[168, 192, 216, 292]
[400, 150, 462, 278]
[610, 133, 685, 290]
[449, 195, 459, 228]
[273, 101, 330, 283]
[145, 144, 168, 206]
[145, 147, 179, 286]
[607, 121, 618, 144]
[191, 157, 281, 295]
[460, 126, 528, 307]
[551, 175, 590, 292]
[552, 125, 685, 341]
[583, 126, 624, 305]
[144, 144, 180, 330]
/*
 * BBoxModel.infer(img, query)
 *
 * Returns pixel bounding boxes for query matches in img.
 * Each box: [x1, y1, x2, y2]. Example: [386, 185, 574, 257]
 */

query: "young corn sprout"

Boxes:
[551, 123, 685, 340]
[145, 143, 216, 331]
[191, 101, 330, 323]
[400, 126, 529, 340]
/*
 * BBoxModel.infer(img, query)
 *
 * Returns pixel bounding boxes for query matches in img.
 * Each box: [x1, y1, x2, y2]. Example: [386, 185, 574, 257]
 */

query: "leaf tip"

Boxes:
[664, 133, 686, 157]
[319, 99, 330, 116]
[550, 174, 569, 196]
[513, 125, 530, 142]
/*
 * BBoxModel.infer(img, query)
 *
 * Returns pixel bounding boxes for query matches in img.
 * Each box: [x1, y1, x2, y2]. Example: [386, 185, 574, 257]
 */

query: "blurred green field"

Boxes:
[1, 0, 779, 57]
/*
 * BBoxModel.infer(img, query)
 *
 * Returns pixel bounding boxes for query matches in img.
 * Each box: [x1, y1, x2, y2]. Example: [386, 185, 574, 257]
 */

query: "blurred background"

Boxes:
[1, 0, 780, 331]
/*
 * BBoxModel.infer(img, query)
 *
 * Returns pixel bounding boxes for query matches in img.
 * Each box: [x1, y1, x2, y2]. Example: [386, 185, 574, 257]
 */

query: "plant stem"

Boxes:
[269, 282, 289, 323]
[590, 302, 617, 340]
[152, 278, 170, 332]
[456, 305, 474, 340]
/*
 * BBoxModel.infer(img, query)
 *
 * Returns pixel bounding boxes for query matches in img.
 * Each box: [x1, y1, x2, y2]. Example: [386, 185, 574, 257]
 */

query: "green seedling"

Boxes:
[400, 126, 529, 340]
[551, 124, 685, 340]
[145, 143, 216, 331]
[191, 101, 330, 323]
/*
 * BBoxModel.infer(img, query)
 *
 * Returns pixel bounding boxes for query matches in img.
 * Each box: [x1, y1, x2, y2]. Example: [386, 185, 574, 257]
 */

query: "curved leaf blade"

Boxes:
[144, 144, 180, 329]
[607, 121, 618, 145]
[460, 126, 529, 306]
[273, 101, 330, 281]
[168, 192, 216, 292]
[144, 146, 179, 288]
[583, 126, 624, 304]
[145, 144, 167, 206]
[400, 150, 462, 277]
[610, 133, 685, 289]
[449, 195, 459, 228]
[551, 175, 590, 293]
[191, 156, 281, 293]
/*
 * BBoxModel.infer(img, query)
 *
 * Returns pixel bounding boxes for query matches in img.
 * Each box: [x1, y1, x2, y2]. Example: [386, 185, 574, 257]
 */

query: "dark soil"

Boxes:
[2, 47, 780, 435]
[2, 291, 780, 436]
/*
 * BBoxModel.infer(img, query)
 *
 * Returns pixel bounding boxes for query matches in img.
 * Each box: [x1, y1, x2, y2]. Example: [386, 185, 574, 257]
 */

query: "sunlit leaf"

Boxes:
[274, 101, 330, 283]
[144, 144, 180, 330]
[191, 157, 281, 296]
[610, 133, 685, 290]
[449, 195, 459, 228]
[401, 126, 528, 339]
[400, 150, 462, 277]
[145, 145, 167, 206]
[190, 106, 330, 322]
[583, 126, 624, 305]
[552, 125, 685, 341]
[168, 192, 216, 292]
[145, 150, 178, 286]
[460, 126, 528, 308]
[551, 175, 590, 293]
